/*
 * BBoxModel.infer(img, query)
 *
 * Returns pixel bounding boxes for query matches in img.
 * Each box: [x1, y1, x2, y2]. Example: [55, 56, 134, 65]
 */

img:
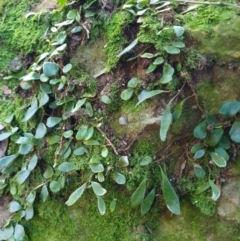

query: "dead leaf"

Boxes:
[0, 123, 8, 158]
[2, 85, 12, 95]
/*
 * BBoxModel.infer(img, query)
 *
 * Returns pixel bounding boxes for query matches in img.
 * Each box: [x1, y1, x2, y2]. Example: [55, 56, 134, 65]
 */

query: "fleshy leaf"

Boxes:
[20, 72, 40, 81]
[119, 156, 129, 167]
[28, 155, 38, 171]
[160, 102, 172, 141]
[101, 95, 111, 104]
[191, 143, 204, 154]
[89, 163, 104, 173]
[46, 117, 62, 128]
[194, 164, 206, 178]
[140, 156, 152, 166]
[131, 179, 146, 207]
[101, 147, 108, 158]
[193, 149, 205, 160]
[40, 185, 49, 202]
[49, 180, 61, 193]
[35, 123, 47, 139]
[113, 172, 126, 185]
[214, 146, 229, 162]
[204, 129, 223, 147]
[91, 181, 107, 196]
[121, 88, 134, 100]
[58, 162, 75, 172]
[14, 224, 25, 240]
[164, 46, 180, 54]
[117, 38, 138, 57]
[127, 77, 139, 88]
[146, 63, 157, 74]
[229, 120, 240, 143]
[136, 90, 167, 106]
[43, 62, 59, 77]
[209, 152, 226, 167]
[73, 146, 88, 155]
[16, 170, 30, 185]
[141, 188, 155, 215]
[65, 183, 86, 206]
[209, 180, 221, 201]
[8, 201, 22, 213]
[193, 121, 207, 139]
[219, 101, 240, 116]
[63, 63, 72, 73]
[161, 168, 180, 215]
[173, 26, 185, 37]
[97, 195, 106, 215]
[76, 124, 89, 140]
[0, 155, 18, 168]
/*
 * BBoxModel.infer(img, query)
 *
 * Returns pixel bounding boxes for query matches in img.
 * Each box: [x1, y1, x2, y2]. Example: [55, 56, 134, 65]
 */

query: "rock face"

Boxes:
[0, 196, 11, 228]
[217, 178, 240, 222]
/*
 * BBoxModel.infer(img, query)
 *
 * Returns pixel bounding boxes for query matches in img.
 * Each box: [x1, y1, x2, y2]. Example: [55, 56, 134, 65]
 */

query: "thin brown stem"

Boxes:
[95, 127, 119, 155]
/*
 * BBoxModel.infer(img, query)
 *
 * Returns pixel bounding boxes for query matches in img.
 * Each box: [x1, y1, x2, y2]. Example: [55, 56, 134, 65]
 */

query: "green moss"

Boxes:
[184, 4, 237, 31]
[184, 6, 240, 61]
[137, 12, 174, 52]
[0, 1, 63, 72]
[153, 196, 240, 241]
[197, 65, 240, 114]
[104, 11, 134, 70]
[24, 185, 159, 241]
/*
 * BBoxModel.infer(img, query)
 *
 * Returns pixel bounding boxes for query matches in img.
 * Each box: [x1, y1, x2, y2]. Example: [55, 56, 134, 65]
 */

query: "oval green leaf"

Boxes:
[46, 117, 62, 128]
[193, 121, 207, 139]
[209, 152, 226, 167]
[76, 124, 88, 140]
[16, 170, 30, 185]
[43, 62, 59, 77]
[146, 63, 157, 74]
[204, 129, 223, 147]
[49, 180, 61, 193]
[63, 63, 72, 73]
[229, 120, 240, 143]
[14, 224, 25, 240]
[101, 95, 111, 104]
[173, 26, 185, 37]
[140, 156, 152, 166]
[127, 77, 139, 88]
[58, 162, 75, 172]
[193, 149, 205, 160]
[121, 88, 134, 101]
[91, 181, 107, 196]
[35, 123, 47, 139]
[0, 155, 18, 168]
[8, 201, 22, 213]
[219, 101, 240, 117]
[164, 46, 180, 54]
[194, 164, 206, 179]
[90, 163, 104, 173]
[73, 146, 88, 155]
[153, 57, 164, 65]
[113, 172, 126, 185]
[101, 147, 108, 158]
